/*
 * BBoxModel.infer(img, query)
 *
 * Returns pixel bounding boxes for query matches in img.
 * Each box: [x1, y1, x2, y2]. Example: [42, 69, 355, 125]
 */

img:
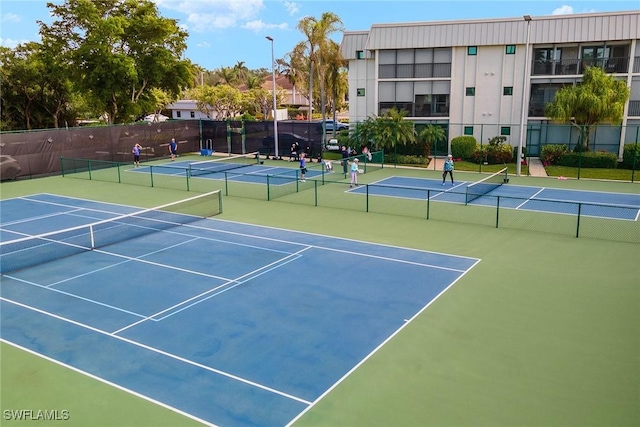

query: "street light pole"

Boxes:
[266, 36, 279, 159]
[517, 15, 532, 176]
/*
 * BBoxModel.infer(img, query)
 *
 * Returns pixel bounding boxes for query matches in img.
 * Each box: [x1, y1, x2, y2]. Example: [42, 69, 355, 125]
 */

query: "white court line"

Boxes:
[515, 187, 545, 209]
[114, 247, 312, 333]
[284, 256, 482, 427]
[0, 297, 312, 406]
[1, 339, 218, 427]
[2, 274, 148, 319]
[179, 221, 471, 272]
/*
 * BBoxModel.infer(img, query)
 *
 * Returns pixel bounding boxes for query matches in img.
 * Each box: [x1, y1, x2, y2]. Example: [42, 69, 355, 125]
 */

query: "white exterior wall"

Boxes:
[349, 57, 377, 123]
[341, 10, 640, 154]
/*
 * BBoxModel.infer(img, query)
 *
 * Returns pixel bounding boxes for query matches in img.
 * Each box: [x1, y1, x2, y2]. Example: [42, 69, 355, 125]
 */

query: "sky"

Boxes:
[1, 0, 638, 71]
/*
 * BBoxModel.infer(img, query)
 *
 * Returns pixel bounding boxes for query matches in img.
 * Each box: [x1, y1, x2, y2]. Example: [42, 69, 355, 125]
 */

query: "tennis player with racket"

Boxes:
[442, 154, 454, 185]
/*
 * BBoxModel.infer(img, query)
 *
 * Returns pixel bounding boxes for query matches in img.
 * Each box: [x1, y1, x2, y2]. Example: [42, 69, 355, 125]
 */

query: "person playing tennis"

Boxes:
[169, 138, 178, 161]
[350, 157, 360, 188]
[299, 152, 307, 182]
[132, 143, 142, 167]
[442, 154, 454, 185]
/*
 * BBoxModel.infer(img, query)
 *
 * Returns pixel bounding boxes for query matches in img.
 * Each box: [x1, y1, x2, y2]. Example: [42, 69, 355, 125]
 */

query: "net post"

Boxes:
[150, 165, 154, 187]
[117, 163, 122, 183]
[217, 189, 223, 214]
[267, 175, 271, 201]
[314, 180, 318, 206]
[576, 203, 582, 238]
[60, 157, 65, 177]
[495, 196, 500, 228]
[88, 159, 93, 180]
[366, 184, 369, 212]
[426, 189, 430, 219]
[90, 224, 96, 249]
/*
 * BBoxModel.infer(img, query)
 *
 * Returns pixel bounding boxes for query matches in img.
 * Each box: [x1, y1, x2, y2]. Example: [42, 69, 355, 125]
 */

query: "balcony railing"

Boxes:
[379, 62, 452, 79]
[379, 102, 449, 117]
[531, 56, 631, 76]
[628, 100, 640, 117]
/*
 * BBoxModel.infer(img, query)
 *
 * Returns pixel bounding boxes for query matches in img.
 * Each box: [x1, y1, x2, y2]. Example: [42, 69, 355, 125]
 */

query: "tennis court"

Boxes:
[355, 174, 640, 220]
[0, 193, 479, 427]
[130, 153, 330, 185]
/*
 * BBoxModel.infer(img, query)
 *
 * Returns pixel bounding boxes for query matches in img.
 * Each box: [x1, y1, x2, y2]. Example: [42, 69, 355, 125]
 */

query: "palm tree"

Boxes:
[322, 40, 347, 124]
[216, 66, 237, 85]
[276, 53, 304, 105]
[233, 61, 250, 85]
[296, 13, 344, 122]
[419, 124, 447, 166]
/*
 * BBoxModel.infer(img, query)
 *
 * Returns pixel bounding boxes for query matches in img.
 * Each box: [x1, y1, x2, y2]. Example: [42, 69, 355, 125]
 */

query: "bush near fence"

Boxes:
[451, 136, 477, 160]
[557, 151, 619, 168]
[621, 143, 640, 169]
[541, 144, 569, 166]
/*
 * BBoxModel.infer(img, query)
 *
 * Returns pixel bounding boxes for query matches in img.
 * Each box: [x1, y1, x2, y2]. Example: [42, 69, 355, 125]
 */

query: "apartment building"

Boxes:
[340, 11, 640, 156]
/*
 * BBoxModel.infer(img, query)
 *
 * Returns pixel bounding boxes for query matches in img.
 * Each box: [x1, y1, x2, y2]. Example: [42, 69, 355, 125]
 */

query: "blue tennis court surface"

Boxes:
[132, 159, 328, 184]
[0, 194, 479, 427]
[351, 177, 640, 220]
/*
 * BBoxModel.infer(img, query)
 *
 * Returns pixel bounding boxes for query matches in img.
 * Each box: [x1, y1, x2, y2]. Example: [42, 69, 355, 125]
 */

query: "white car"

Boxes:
[324, 138, 341, 151]
[143, 114, 169, 122]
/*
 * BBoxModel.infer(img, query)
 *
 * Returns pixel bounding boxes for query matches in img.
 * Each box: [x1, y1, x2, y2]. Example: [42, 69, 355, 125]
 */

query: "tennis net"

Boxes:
[0, 190, 222, 274]
[188, 152, 260, 177]
[465, 167, 508, 204]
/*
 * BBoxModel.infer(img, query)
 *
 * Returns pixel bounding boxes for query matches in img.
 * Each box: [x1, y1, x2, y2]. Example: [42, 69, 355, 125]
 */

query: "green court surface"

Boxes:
[1, 170, 639, 427]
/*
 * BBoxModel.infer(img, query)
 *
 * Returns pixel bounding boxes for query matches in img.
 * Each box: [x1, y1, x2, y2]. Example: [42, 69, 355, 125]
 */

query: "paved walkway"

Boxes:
[429, 156, 548, 177]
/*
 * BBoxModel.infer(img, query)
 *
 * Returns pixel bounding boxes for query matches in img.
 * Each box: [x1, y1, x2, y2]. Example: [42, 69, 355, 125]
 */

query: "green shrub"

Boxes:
[386, 154, 427, 166]
[469, 136, 512, 164]
[451, 136, 477, 160]
[512, 145, 527, 162]
[621, 143, 640, 169]
[541, 144, 568, 165]
[557, 151, 618, 168]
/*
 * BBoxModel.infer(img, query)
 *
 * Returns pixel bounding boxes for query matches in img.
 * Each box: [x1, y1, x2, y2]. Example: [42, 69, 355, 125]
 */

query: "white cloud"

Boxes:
[0, 37, 25, 49]
[155, 0, 266, 32]
[242, 20, 288, 32]
[552, 5, 574, 15]
[1, 12, 21, 23]
[196, 41, 211, 48]
[283, 1, 299, 16]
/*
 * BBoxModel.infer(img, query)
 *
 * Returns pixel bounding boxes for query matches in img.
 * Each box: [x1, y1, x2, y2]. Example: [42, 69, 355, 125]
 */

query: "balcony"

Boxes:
[531, 56, 630, 76]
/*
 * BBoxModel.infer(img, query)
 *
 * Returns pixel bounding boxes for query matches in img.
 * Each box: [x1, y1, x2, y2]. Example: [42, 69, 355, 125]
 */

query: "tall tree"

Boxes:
[545, 66, 629, 151]
[296, 12, 344, 123]
[39, 0, 194, 124]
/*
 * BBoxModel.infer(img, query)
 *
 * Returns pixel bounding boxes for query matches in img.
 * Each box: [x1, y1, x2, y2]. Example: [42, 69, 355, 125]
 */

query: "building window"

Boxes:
[464, 126, 474, 135]
[466, 87, 475, 96]
[356, 50, 365, 59]
[176, 111, 181, 118]
[500, 127, 511, 136]
[468, 46, 477, 56]
[190, 111, 195, 118]
[503, 87, 513, 96]
[505, 45, 516, 55]
[357, 88, 365, 96]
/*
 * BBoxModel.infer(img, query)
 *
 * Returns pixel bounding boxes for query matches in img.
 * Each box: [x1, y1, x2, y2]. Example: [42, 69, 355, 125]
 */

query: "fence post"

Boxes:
[632, 130, 639, 183]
